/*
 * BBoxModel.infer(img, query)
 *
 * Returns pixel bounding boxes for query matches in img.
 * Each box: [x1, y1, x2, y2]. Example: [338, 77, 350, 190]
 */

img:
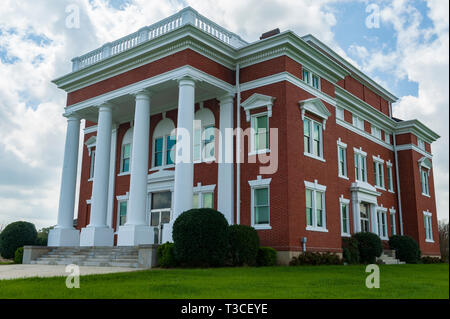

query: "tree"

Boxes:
[439, 220, 449, 263]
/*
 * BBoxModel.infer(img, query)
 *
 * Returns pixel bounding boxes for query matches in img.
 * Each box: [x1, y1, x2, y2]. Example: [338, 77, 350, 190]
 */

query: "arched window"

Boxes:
[194, 107, 215, 162]
[152, 117, 176, 168]
[120, 128, 133, 173]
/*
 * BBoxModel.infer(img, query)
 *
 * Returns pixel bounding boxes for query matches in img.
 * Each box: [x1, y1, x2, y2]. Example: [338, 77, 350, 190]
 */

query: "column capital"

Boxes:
[63, 113, 81, 121]
[130, 88, 152, 100]
[176, 76, 197, 88]
[218, 93, 235, 105]
[95, 101, 115, 112]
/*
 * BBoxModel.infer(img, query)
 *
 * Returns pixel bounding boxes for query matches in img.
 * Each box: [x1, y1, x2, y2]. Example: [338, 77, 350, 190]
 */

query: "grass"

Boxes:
[0, 264, 448, 299]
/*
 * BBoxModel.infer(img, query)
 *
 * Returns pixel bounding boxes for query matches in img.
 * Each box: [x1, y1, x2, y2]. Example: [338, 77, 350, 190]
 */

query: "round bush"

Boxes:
[0, 221, 37, 259]
[173, 208, 229, 267]
[228, 225, 260, 266]
[352, 232, 382, 264]
[256, 247, 277, 266]
[157, 242, 177, 268]
[14, 247, 24, 264]
[342, 237, 360, 264]
[389, 235, 421, 263]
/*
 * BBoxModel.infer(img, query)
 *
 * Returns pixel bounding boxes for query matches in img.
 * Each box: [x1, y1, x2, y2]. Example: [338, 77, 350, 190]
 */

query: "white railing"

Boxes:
[71, 7, 247, 72]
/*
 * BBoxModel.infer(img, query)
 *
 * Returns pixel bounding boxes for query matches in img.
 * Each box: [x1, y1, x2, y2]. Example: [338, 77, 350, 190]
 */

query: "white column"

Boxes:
[80, 103, 114, 246]
[106, 124, 117, 228]
[353, 199, 361, 233]
[162, 77, 195, 242]
[217, 94, 234, 224]
[118, 90, 154, 246]
[48, 115, 81, 246]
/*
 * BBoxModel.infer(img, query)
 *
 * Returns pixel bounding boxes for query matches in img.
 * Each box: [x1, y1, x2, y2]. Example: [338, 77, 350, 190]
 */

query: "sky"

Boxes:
[0, 0, 448, 230]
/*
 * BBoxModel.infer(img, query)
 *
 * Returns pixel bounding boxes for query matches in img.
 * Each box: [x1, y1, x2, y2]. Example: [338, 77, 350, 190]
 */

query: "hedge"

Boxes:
[256, 247, 277, 266]
[352, 232, 383, 264]
[0, 221, 37, 259]
[389, 235, 421, 263]
[228, 225, 260, 266]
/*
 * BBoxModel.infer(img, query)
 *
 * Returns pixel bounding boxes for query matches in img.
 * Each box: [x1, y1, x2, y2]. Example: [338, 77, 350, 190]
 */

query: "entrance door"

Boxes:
[150, 191, 172, 244]
[360, 203, 370, 232]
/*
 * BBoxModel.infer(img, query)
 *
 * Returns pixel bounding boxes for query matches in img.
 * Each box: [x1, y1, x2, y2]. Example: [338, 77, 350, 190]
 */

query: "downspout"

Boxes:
[236, 63, 241, 225]
[392, 102, 404, 235]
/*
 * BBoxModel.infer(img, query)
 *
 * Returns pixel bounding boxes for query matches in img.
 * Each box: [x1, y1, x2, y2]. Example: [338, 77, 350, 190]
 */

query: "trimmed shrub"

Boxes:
[421, 256, 443, 264]
[14, 247, 24, 264]
[352, 232, 383, 264]
[389, 235, 421, 263]
[342, 237, 360, 264]
[289, 252, 343, 266]
[173, 208, 229, 267]
[228, 225, 260, 266]
[0, 221, 37, 259]
[256, 247, 277, 266]
[157, 242, 177, 268]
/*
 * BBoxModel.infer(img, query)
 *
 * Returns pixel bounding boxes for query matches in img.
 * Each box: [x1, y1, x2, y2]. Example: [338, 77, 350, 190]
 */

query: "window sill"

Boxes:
[422, 193, 431, 198]
[194, 157, 217, 164]
[149, 165, 175, 172]
[303, 152, 326, 162]
[338, 175, 349, 180]
[375, 186, 386, 191]
[253, 225, 272, 230]
[388, 189, 395, 194]
[341, 233, 351, 237]
[88, 178, 93, 182]
[380, 236, 389, 241]
[248, 149, 270, 156]
[117, 172, 130, 177]
[425, 239, 435, 243]
[306, 226, 328, 233]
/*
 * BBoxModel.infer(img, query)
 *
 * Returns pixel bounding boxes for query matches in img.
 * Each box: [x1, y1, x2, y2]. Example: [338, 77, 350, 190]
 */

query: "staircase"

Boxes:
[376, 249, 405, 265]
[30, 247, 142, 268]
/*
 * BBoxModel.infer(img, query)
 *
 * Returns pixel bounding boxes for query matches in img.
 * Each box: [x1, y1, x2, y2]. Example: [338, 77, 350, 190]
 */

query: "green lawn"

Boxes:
[0, 264, 448, 299]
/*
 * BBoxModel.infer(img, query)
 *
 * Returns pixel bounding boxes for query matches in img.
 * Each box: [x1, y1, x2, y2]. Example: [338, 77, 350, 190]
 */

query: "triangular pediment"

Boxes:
[241, 93, 276, 122]
[299, 98, 331, 120]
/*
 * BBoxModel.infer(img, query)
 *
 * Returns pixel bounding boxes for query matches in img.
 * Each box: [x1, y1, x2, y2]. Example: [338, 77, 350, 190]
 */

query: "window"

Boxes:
[305, 180, 327, 231]
[337, 139, 347, 178]
[249, 177, 271, 229]
[336, 106, 345, 120]
[373, 157, 385, 189]
[193, 192, 214, 209]
[194, 108, 216, 161]
[152, 117, 176, 168]
[352, 115, 364, 130]
[251, 114, 269, 153]
[424, 211, 433, 242]
[150, 191, 172, 244]
[354, 148, 367, 182]
[387, 163, 394, 192]
[120, 128, 133, 174]
[340, 196, 350, 236]
[377, 209, 388, 239]
[302, 68, 321, 89]
[418, 138, 425, 150]
[371, 125, 382, 139]
[89, 149, 96, 180]
[390, 209, 396, 236]
[118, 201, 127, 226]
[304, 117, 323, 159]
[421, 168, 430, 196]
[384, 132, 391, 144]
[360, 203, 370, 232]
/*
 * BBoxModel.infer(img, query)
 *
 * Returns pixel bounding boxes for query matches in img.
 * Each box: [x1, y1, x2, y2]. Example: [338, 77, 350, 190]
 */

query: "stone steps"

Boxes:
[32, 247, 142, 268]
[376, 250, 405, 265]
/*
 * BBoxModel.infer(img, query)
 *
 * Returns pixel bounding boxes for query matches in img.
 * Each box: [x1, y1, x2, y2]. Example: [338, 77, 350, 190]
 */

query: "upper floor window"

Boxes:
[377, 208, 388, 239]
[89, 149, 96, 180]
[193, 183, 215, 209]
[251, 114, 269, 153]
[352, 115, 364, 130]
[302, 68, 321, 90]
[304, 117, 323, 159]
[373, 156, 385, 189]
[387, 161, 394, 192]
[390, 208, 397, 236]
[85, 136, 96, 180]
[152, 117, 176, 168]
[371, 125, 382, 139]
[423, 211, 433, 242]
[305, 180, 327, 232]
[194, 107, 216, 162]
[384, 131, 391, 144]
[120, 128, 133, 174]
[340, 196, 350, 237]
[336, 106, 345, 120]
[421, 168, 430, 196]
[249, 176, 272, 230]
[337, 139, 347, 178]
[354, 148, 367, 182]
[418, 138, 426, 151]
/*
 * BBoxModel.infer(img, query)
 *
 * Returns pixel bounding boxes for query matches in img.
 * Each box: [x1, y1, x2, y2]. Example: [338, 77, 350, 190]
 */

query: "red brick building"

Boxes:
[48, 7, 441, 263]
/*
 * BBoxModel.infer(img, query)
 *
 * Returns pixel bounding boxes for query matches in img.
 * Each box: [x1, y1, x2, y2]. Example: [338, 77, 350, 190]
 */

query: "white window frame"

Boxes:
[386, 161, 394, 192]
[373, 155, 385, 190]
[152, 134, 176, 168]
[119, 128, 133, 176]
[371, 125, 382, 139]
[336, 106, 345, 120]
[250, 112, 270, 155]
[420, 167, 430, 197]
[304, 180, 328, 232]
[302, 67, 321, 90]
[303, 116, 324, 161]
[337, 138, 348, 179]
[377, 206, 388, 240]
[423, 211, 434, 242]
[354, 147, 368, 182]
[418, 138, 426, 151]
[389, 208, 397, 236]
[193, 183, 216, 209]
[340, 195, 351, 237]
[352, 114, 365, 130]
[384, 131, 391, 144]
[193, 124, 216, 163]
[249, 176, 272, 230]
[116, 193, 129, 230]
[89, 149, 96, 181]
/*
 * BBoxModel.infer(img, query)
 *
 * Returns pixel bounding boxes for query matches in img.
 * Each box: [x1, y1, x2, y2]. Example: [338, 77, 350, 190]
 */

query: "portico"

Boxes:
[49, 69, 236, 247]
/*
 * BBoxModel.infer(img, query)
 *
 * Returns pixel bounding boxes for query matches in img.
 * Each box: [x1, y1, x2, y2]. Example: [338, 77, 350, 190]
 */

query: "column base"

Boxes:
[79, 226, 114, 247]
[48, 227, 80, 247]
[161, 221, 174, 243]
[117, 225, 155, 246]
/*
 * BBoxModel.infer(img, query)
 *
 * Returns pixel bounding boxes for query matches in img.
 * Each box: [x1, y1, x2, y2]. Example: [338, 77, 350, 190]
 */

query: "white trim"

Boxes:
[396, 144, 433, 159]
[249, 176, 272, 229]
[304, 180, 328, 232]
[304, 179, 327, 192]
[423, 210, 434, 242]
[340, 195, 351, 237]
[248, 175, 272, 187]
[84, 125, 98, 134]
[249, 112, 270, 154]
[372, 155, 384, 164]
[303, 152, 326, 162]
[241, 93, 275, 122]
[389, 208, 397, 236]
[193, 182, 216, 193]
[303, 116, 325, 161]
[337, 138, 348, 179]
[299, 98, 331, 129]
